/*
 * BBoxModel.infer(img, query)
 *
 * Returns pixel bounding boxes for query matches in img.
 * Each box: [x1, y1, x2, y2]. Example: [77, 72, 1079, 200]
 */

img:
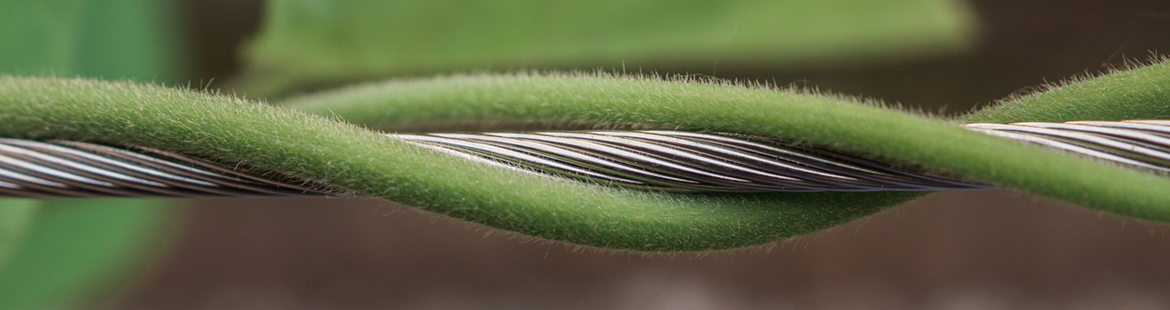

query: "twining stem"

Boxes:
[1, 59, 1168, 251]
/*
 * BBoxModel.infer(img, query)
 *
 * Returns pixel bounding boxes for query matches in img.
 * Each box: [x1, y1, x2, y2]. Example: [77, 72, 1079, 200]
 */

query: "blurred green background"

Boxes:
[2, 0, 1170, 309]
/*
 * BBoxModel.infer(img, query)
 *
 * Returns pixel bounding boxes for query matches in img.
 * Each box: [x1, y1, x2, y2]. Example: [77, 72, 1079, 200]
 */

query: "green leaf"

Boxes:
[0, 0, 88, 75]
[0, 199, 40, 267]
[0, 199, 172, 310]
[0, 0, 185, 82]
[2, 60, 1168, 252]
[238, 0, 977, 97]
[0, 0, 187, 308]
[72, 0, 187, 82]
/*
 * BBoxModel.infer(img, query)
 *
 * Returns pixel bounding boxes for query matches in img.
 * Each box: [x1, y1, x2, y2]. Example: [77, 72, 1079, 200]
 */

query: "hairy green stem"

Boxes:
[1, 60, 1168, 251]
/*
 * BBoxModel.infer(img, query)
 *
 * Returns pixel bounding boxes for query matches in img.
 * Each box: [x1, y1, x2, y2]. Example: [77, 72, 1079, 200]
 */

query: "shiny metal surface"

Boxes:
[390, 131, 992, 192]
[0, 139, 339, 197]
[5, 120, 1170, 197]
[965, 120, 1170, 173]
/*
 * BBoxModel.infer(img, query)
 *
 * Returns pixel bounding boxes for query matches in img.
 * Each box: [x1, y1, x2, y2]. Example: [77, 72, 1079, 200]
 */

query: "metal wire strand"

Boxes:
[390, 131, 992, 192]
[0, 139, 340, 198]
[965, 120, 1170, 173]
[5, 120, 1170, 197]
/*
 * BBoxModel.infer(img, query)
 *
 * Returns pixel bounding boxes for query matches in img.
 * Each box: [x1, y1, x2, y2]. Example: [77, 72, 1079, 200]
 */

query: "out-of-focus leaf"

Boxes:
[0, 200, 40, 267]
[239, 0, 978, 97]
[0, 0, 185, 82]
[0, 0, 186, 309]
[0, 0, 87, 75]
[74, 0, 187, 82]
[0, 199, 172, 310]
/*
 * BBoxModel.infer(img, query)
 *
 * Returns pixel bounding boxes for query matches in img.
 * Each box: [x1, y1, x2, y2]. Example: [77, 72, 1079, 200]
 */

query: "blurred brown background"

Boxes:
[108, 0, 1170, 309]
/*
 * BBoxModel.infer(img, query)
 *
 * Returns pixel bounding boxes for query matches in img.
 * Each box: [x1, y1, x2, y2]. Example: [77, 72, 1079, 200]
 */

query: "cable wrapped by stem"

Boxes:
[5, 119, 1170, 198]
[1, 59, 1168, 251]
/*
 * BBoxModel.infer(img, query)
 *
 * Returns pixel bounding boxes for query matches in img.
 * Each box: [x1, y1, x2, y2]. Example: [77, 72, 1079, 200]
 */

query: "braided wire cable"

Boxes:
[0, 139, 339, 197]
[2, 120, 1169, 197]
[392, 131, 988, 192]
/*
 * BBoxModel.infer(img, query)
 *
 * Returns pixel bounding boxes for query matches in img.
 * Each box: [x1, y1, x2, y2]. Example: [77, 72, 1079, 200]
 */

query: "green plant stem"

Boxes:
[0, 76, 918, 251]
[1, 60, 1168, 251]
[285, 66, 1170, 221]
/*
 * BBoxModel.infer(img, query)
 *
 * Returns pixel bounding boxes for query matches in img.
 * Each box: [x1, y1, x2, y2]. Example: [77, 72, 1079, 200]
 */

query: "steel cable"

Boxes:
[2, 120, 1169, 197]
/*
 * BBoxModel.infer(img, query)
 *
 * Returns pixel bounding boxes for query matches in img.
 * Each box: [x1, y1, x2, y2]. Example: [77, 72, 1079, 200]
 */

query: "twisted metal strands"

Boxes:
[0, 139, 338, 198]
[5, 120, 1170, 197]
[395, 120, 1170, 192]
[965, 120, 1170, 174]
[391, 131, 991, 192]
